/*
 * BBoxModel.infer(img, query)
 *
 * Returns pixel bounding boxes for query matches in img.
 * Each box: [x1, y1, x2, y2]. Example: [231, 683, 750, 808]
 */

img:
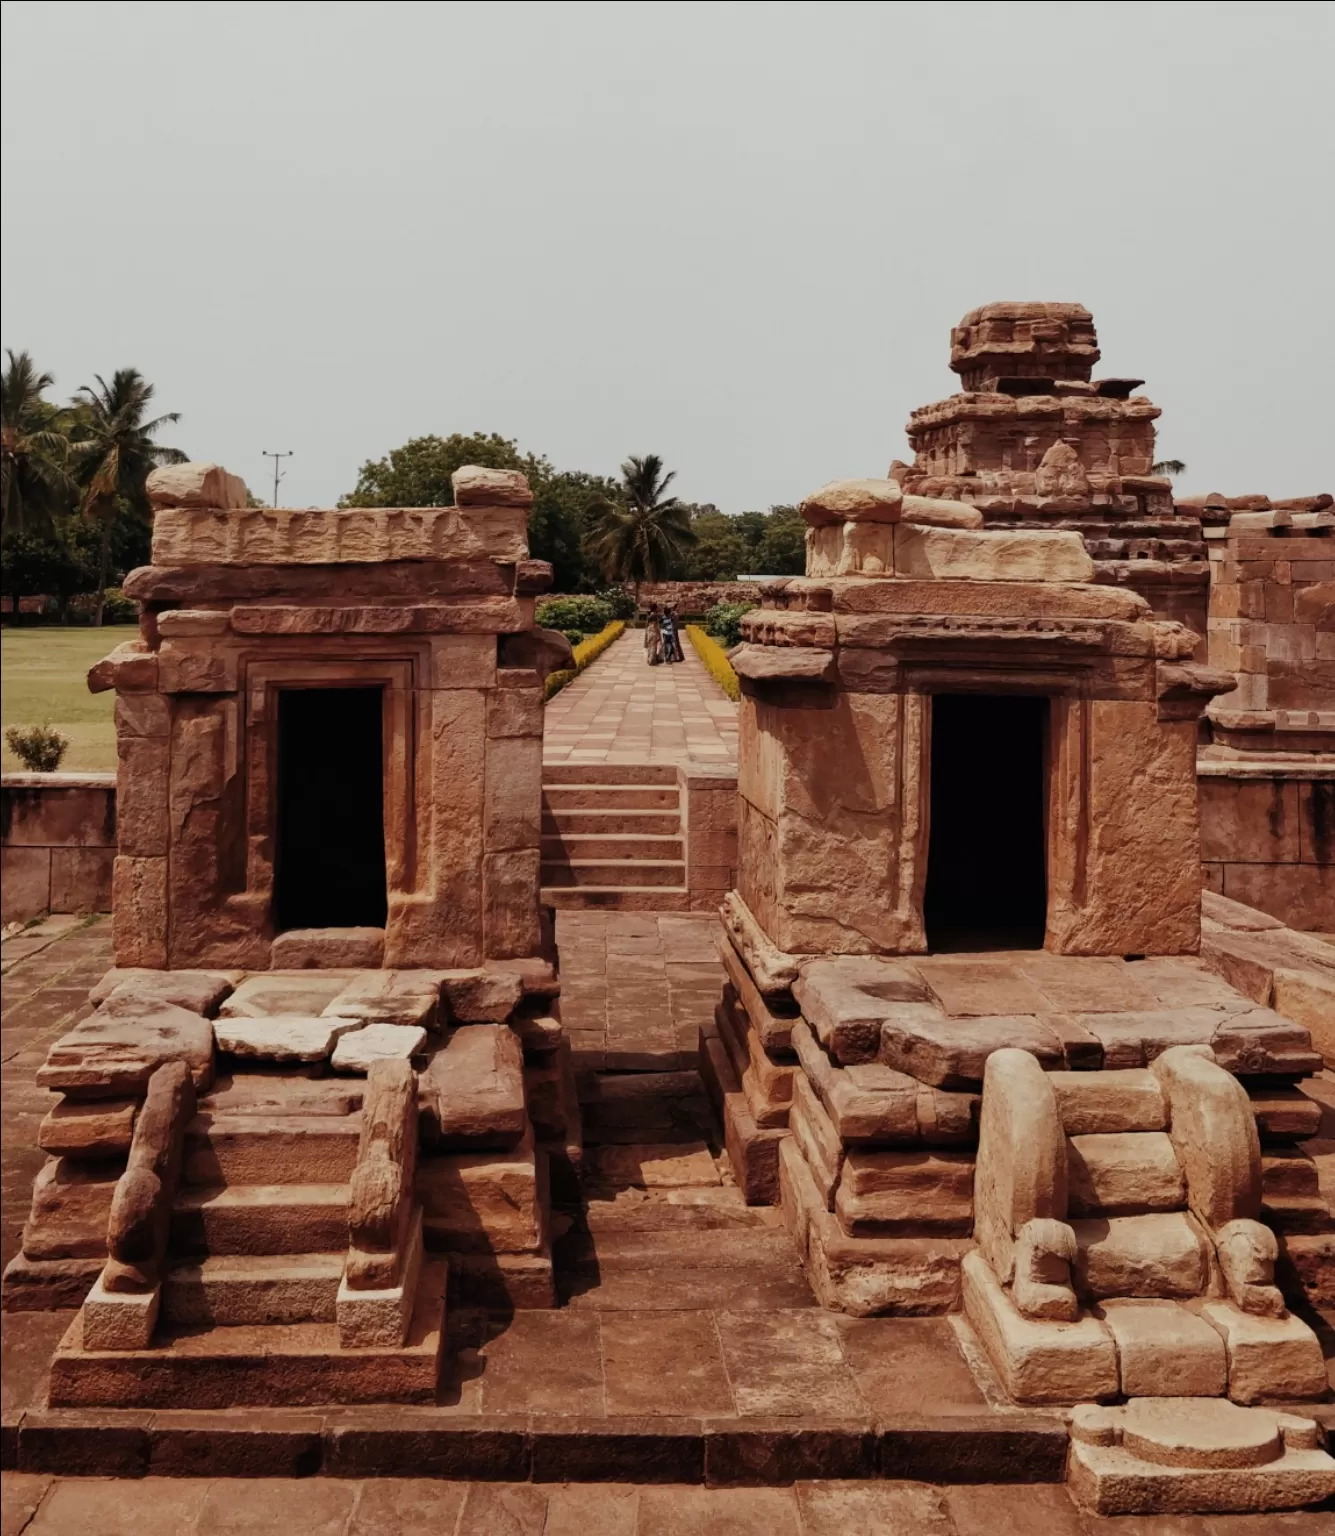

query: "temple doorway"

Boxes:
[274, 686, 388, 931]
[923, 692, 1048, 951]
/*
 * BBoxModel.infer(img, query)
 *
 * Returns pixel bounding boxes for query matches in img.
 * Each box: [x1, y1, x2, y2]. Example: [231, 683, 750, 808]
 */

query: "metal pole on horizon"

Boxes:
[261, 450, 293, 508]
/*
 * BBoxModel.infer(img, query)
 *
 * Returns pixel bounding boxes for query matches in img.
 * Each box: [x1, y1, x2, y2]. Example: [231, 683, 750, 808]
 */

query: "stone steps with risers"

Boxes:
[183, 1113, 361, 1187]
[544, 807, 681, 836]
[541, 763, 690, 910]
[171, 1183, 350, 1256]
[162, 1251, 345, 1326]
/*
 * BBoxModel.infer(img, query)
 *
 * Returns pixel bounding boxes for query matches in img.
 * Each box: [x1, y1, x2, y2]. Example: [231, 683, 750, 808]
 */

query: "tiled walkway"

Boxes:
[542, 632, 738, 766]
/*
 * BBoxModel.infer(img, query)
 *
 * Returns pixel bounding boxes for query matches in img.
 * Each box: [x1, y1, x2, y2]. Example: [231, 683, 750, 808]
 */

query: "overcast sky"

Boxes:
[2, 1, 1332, 510]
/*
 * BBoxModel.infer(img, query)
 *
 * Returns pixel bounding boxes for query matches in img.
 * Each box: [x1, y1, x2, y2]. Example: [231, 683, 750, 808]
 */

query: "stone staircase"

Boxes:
[541, 763, 689, 910]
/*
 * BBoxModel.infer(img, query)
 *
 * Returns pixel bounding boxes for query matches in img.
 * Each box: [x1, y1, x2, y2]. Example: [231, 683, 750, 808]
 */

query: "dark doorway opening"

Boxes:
[275, 687, 388, 931]
[923, 693, 1048, 952]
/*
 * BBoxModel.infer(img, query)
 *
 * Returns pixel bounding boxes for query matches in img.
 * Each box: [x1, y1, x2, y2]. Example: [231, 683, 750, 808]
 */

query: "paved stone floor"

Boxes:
[13, 1471, 1326, 1535]
[542, 632, 738, 765]
[1, 919, 1330, 1531]
[556, 910, 721, 1072]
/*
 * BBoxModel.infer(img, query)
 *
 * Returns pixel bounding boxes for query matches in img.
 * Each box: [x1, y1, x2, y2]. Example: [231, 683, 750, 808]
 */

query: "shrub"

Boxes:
[537, 594, 612, 634]
[544, 619, 626, 700]
[704, 599, 756, 650]
[5, 723, 69, 772]
[101, 588, 139, 624]
[561, 627, 585, 647]
[595, 586, 637, 621]
[686, 625, 740, 701]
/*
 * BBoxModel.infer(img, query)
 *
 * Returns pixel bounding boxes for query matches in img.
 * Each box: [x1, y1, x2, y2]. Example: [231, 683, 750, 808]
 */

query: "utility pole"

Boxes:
[261, 450, 293, 508]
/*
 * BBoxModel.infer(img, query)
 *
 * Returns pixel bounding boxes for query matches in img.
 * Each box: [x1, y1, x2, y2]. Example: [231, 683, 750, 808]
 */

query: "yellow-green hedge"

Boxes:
[544, 620, 626, 701]
[686, 624, 740, 701]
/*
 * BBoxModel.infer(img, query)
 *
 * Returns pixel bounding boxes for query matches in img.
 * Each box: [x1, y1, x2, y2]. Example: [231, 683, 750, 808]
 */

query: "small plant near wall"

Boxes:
[5, 723, 69, 771]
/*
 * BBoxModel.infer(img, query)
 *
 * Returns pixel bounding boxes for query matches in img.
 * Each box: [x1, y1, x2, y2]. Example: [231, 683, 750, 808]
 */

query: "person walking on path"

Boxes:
[661, 604, 684, 663]
[644, 605, 664, 665]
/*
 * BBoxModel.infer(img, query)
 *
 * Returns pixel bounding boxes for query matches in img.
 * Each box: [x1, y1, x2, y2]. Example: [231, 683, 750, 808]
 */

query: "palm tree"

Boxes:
[1, 349, 75, 537]
[71, 369, 186, 623]
[586, 454, 696, 601]
[1152, 458, 1187, 478]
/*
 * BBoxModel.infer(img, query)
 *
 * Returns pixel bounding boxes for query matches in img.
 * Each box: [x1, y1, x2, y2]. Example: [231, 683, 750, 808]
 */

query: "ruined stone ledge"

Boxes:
[5, 1404, 1071, 1484]
[228, 598, 531, 635]
[149, 505, 529, 567]
[124, 559, 517, 602]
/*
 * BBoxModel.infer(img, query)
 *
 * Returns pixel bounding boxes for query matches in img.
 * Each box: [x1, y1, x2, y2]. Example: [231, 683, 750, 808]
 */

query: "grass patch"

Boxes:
[1, 628, 120, 772]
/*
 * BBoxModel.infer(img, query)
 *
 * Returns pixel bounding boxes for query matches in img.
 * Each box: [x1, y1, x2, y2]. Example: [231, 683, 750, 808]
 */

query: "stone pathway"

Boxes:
[556, 910, 721, 1072]
[2, 1473, 1188, 1535]
[542, 631, 738, 766]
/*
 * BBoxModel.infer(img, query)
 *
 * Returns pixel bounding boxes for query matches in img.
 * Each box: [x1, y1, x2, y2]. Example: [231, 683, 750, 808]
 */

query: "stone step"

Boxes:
[541, 833, 685, 862]
[48, 1260, 447, 1409]
[540, 859, 686, 888]
[543, 807, 682, 836]
[161, 1252, 345, 1326]
[542, 885, 692, 912]
[183, 1113, 361, 1187]
[542, 784, 679, 811]
[171, 1183, 349, 1256]
[542, 762, 680, 785]
[1066, 1131, 1186, 1216]
[1070, 1211, 1210, 1300]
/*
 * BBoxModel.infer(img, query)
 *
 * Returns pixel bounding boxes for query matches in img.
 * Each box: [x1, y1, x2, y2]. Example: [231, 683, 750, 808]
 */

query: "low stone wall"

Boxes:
[1199, 756, 1334, 931]
[1, 774, 117, 923]
[636, 581, 760, 615]
[681, 763, 739, 911]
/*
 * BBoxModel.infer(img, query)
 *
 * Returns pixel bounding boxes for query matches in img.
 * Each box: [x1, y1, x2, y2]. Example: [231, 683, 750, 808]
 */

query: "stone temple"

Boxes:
[2, 305, 1332, 1520]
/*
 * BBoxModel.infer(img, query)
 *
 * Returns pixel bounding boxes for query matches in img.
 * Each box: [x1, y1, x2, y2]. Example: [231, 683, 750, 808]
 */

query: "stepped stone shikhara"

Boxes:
[2, 462, 583, 1406]
[703, 325, 1334, 1512]
[893, 302, 1210, 643]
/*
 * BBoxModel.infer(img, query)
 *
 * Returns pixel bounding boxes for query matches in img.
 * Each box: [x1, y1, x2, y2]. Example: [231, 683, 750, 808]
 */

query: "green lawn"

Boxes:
[2, 626, 127, 773]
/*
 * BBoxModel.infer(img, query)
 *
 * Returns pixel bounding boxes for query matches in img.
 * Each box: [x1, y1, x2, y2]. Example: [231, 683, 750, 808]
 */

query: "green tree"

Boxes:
[529, 469, 622, 591]
[1, 350, 75, 537]
[755, 505, 806, 574]
[339, 432, 546, 508]
[1152, 458, 1186, 478]
[685, 507, 750, 580]
[70, 369, 186, 624]
[586, 454, 696, 599]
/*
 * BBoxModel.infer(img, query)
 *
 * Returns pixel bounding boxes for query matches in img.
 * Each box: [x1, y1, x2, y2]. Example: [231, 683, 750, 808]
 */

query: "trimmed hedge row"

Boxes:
[686, 624, 740, 702]
[543, 619, 627, 701]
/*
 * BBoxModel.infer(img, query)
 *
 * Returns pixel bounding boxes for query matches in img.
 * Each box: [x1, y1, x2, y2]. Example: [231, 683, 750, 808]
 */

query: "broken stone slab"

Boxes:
[39, 1097, 138, 1158]
[213, 1015, 362, 1063]
[1066, 1131, 1186, 1216]
[219, 972, 358, 1019]
[1076, 1007, 1224, 1070]
[1068, 1398, 1335, 1516]
[330, 1023, 428, 1073]
[894, 524, 1095, 583]
[323, 972, 441, 1030]
[38, 1005, 215, 1098]
[799, 477, 905, 526]
[961, 1249, 1118, 1405]
[146, 461, 249, 510]
[1210, 1007, 1322, 1077]
[451, 464, 534, 507]
[89, 969, 239, 1017]
[794, 957, 935, 1066]
[418, 1024, 526, 1147]
[879, 1012, 1065, 1090]
[1050, 1068, 1167, 1135]
[1071, 1211, 1210, 1300]
[437, 968, 524, 1024]
[719, 892, 801, 1001]
[1096, 1299, 1227, 1398]
[1197, 1299, 1328, 1403]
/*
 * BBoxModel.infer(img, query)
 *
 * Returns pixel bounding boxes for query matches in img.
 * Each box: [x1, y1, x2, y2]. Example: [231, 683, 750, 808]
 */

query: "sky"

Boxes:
[2, 0, 1332, 511]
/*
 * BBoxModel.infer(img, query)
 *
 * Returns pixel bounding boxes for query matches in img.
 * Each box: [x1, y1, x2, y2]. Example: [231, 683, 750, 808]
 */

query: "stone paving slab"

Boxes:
[557, 911, 722, 1074]
[543, 631, 738, 766]
[2, 1470, 1317, 1531]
